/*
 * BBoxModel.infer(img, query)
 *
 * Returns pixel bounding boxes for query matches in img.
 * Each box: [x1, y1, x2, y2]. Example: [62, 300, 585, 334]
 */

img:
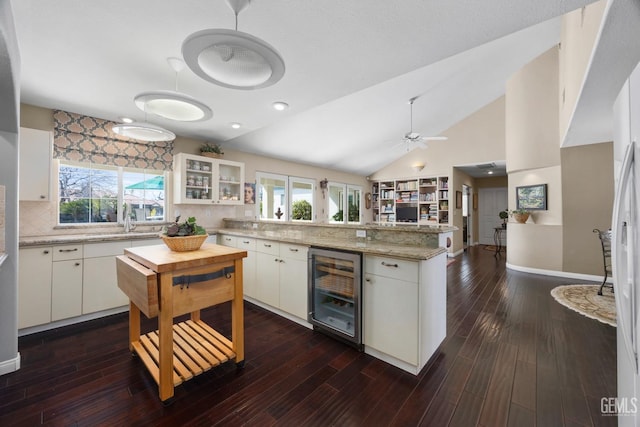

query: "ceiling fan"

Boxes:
[396, 97, 447, 151]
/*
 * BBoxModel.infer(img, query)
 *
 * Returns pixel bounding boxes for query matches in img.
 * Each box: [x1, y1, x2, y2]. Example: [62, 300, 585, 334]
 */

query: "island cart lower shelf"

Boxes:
[131, 319, 236, 387]
[116, 243, 247, 402]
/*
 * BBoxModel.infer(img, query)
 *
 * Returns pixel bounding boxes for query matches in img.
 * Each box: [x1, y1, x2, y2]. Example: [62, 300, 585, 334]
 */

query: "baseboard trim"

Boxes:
[0, 352, 20, 376]
[506, 262, 613, 283]
[18, 306, 129, 337]
[449, 248, 464, 258]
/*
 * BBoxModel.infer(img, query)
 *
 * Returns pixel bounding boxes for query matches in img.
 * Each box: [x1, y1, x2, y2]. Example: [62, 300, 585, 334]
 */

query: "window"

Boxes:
[58, 160, 165, 224]
[328, 182, 362, 224]
[256, 172, 315, 221]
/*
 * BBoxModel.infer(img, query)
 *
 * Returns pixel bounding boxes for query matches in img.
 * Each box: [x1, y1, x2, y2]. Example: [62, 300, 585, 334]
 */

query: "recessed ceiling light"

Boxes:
[120, 117, 134, 124]
[272, 101, 289, 111]
[231, 122, 241, 129]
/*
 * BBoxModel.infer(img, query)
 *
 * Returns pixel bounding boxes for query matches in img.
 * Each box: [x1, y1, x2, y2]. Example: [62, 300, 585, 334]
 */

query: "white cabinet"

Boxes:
[51, 259, 83, 321]
[236, 237, 257, 299]
[278, 243, 308, 319]
[51, 244, 84, 322]
[173, 153, 244, 205]
[82, 241, 131, 313]
[256, 239, 281, 307]
[19, 127, 52, 201]
[18, 246, 53, 328]
[363, 253, 446, 374]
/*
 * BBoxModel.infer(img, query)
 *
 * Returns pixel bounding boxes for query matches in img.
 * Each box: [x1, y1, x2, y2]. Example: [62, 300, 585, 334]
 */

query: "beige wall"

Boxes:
[19, 104, 369, 235]
[561, 142, 613, 275]
[506, 48, 561, 173]
[505, 47, 564, 270]
[559, 0, 607, 145]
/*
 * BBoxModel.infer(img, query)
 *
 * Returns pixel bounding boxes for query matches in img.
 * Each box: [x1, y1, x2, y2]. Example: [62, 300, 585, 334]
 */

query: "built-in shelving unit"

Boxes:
[372, 176, 449, 225]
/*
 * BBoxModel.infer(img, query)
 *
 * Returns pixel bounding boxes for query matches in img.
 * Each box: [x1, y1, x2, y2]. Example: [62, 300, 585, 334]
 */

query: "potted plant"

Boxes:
[498, 209, 509, 228]
[162, 216, 208, 251]
[200, 142, 224, 158]
[510, 208, 531, 224]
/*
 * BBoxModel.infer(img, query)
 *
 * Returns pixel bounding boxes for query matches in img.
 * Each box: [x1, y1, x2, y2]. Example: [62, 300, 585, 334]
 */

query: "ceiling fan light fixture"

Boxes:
[111, 122, 176, 142]
[183, 29, 285, 90]
[272, 101, 288, 111]
[134, 90, 213, 122]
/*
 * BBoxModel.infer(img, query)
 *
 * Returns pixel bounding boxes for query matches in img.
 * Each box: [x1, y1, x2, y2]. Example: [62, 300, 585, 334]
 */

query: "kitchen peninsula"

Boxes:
[216, 219, 451, 375]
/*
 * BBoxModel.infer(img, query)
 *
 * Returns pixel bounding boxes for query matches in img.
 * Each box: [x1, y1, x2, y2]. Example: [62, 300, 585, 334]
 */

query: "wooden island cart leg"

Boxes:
[129, 301, 140, 353]
[232, 258, 245, 367]
[158, 273, 174, 403]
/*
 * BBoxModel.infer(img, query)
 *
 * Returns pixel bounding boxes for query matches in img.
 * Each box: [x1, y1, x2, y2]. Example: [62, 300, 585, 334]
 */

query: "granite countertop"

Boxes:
[216, 228, 446, 261]
[19, 231, 164, 247]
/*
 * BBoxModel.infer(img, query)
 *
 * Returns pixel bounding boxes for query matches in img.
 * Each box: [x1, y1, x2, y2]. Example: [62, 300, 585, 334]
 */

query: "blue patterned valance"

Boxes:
[53, 110, 174, 171]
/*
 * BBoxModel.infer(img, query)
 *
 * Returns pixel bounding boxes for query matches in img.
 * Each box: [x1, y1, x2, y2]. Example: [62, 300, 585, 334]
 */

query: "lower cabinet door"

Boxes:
[279, 256, 308, 319]
[363, 274, 418, 365]
[256, 252, 279, 307]
[243, 250, 257, 299]
[83, 256, 129, 313]
[51, 259, 83, 321]
[18, 247, 53, 329]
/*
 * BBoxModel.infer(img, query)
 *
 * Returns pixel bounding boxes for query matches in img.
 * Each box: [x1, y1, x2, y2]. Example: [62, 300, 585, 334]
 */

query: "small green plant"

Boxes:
[292, 200, 312, 220]
[164, 216, 206, 237]
[200, 142, 224, 155]
[510, 208, 530, 216]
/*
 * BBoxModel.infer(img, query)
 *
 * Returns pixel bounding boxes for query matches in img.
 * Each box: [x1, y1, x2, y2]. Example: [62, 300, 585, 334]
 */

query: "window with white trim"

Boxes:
[58, 160, 166, 224]
[328, 182, 362, 224]
[256, 172, 315, 221]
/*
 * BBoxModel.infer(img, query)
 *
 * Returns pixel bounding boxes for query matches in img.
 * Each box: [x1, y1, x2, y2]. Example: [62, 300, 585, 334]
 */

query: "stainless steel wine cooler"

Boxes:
[308, 247, 362, 347]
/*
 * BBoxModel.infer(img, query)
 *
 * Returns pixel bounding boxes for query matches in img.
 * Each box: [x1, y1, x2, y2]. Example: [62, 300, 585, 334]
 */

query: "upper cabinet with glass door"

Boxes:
[173, 152, 244, 205]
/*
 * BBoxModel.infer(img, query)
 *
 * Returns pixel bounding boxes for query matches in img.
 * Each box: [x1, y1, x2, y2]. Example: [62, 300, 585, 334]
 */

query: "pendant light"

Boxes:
[133, 57, 213, 122]
[182, 0, 285, 90]
[111, 121, 176, 142]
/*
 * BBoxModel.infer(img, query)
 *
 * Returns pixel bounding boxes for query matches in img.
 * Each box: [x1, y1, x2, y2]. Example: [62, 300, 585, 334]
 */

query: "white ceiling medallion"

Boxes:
[111, 122, 176, 142]
[182, 0, 285, 90]
[133, 58, 213, 122]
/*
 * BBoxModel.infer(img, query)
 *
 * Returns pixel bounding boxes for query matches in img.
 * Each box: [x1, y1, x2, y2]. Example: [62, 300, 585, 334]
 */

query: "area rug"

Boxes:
[550, 284, 616, 327]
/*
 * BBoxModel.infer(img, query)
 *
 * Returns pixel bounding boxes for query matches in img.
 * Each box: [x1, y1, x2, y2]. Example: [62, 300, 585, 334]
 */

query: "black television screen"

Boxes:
[396, 206, 417, 222]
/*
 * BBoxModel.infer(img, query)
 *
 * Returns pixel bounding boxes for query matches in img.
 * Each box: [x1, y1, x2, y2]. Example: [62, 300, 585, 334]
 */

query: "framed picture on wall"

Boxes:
[244, 182, 256, 204]
[516, 184, 547, 210]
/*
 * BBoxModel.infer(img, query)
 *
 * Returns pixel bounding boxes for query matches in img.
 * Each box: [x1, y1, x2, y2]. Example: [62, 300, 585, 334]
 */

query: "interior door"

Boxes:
[478, 187, 507, 245]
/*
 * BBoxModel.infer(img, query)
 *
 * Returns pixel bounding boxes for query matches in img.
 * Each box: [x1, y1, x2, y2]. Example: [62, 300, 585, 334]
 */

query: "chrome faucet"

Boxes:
[122, 203, 136, 233]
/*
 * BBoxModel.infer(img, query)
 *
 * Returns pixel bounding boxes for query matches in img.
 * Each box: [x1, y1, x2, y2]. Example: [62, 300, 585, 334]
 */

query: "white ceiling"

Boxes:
[12, 0, 598, 176]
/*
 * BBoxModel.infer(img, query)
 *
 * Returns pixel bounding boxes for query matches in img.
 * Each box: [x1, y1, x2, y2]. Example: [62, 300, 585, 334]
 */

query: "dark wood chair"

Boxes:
[593, 228, 612, 295]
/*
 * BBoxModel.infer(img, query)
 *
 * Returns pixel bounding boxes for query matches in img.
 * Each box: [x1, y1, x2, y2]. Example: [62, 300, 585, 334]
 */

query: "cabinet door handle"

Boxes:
[74, 262, 81, 266]
[59, 248, 78, 253]
[264, 244, 272, 248]
[225, 237, 231, 241]
[365, 277, 372, 283]
[381, 262, 398, 268]
[274, 258, 280, 262]
[43, 250, 50, 254]
[289, 248, 299, 252]
[242, 240, 250, 244]
[279, 259, 285, 263]
[39, 195, 46, 199]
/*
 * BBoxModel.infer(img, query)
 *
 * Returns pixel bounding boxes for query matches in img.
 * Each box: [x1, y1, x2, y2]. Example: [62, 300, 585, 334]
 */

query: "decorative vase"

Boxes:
[513, 213, 530, 224]
[201, 152, 222, 159]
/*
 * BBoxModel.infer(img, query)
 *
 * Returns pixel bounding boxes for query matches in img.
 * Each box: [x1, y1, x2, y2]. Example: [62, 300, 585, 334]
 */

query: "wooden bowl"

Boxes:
[161, 234, 207, 252]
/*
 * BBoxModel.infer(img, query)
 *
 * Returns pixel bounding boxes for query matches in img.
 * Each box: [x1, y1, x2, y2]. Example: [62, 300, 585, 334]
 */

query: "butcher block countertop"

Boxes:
[124, 242, 247, 273]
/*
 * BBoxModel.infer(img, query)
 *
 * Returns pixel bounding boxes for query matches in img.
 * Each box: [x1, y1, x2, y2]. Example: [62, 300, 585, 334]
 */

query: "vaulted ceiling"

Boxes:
[13, 0, 600, 176]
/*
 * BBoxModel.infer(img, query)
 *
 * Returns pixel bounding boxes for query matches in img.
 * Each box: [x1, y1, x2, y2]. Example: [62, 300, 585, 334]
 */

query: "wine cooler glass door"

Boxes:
[308, 248, 361, 344]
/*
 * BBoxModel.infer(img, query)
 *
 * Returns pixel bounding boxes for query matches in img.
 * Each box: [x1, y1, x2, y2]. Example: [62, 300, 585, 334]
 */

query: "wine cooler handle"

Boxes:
[381, 262, 398, 268]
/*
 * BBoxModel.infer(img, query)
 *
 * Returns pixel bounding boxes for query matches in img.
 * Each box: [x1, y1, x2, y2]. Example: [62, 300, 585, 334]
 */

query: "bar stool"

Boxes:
[593, 228, 612, 295]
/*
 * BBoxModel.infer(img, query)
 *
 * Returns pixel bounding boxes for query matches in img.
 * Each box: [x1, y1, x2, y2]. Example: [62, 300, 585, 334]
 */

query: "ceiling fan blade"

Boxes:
[421, 136, 448, 141]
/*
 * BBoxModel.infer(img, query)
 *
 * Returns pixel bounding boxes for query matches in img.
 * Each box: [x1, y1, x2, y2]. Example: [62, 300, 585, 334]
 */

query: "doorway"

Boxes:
[478, 187, 508, 245]
[462, 185, 472, 250]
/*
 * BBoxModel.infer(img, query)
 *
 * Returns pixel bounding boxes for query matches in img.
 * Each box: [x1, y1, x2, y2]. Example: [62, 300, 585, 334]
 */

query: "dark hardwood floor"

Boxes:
[0, 246, 617, 426]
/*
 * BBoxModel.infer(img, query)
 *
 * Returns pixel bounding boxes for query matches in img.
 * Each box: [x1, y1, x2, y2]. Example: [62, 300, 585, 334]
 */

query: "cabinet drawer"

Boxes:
[280, 243, 308, 261]
[256, 239, 279, 256]
[52, 244, 83, 261]
[219, 234, 237, 247]
[365, 255, 418, 283]
[84, 240, 131, 258]
[236, 237, 256, 251]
